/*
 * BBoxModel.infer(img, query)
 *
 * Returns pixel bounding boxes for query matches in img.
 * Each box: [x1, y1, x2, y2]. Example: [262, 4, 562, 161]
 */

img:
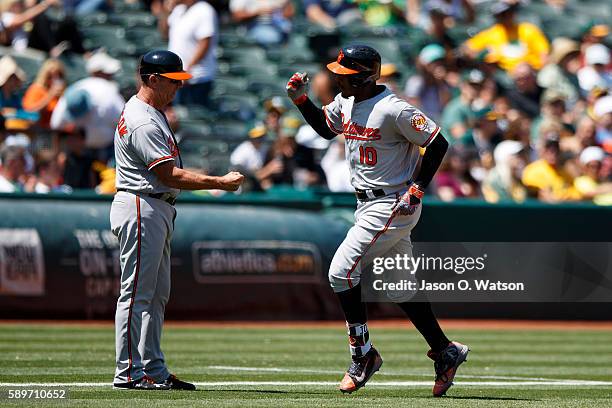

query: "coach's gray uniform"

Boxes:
[110, 95, 182, 384]
[323, 86, 440, 293]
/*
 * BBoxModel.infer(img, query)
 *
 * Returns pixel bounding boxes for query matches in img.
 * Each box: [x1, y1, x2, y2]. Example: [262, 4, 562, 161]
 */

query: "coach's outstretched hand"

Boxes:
[286, 72, 309, 104]
[219, 171, 245, 191]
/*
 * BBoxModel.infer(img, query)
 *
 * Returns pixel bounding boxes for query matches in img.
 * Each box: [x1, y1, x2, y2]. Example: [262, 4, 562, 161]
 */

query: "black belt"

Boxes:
[117, 188, 177, 206]
[355, 188, 386, 201]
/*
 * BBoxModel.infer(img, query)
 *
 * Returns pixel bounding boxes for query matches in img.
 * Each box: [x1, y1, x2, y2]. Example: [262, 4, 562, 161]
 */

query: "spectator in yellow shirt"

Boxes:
[574, 146, 612, 205]
[463, 1, 550, 72]
[522, 134, 582, 202]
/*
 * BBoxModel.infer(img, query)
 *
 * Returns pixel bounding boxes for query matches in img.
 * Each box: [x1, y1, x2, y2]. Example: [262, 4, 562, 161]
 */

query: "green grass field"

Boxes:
[1, 322, 611, 407]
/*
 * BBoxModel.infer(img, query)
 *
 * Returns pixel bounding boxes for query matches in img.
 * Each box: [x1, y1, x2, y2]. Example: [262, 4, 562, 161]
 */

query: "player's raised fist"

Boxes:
[220, 171, 245, 191]
[286, 72, 309, 104]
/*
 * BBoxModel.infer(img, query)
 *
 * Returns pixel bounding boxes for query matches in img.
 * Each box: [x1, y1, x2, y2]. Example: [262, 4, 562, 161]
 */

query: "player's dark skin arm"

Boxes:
[152, 161, 244, 191]
[412, 134, 449, 189]
[295, 98, 338, 140]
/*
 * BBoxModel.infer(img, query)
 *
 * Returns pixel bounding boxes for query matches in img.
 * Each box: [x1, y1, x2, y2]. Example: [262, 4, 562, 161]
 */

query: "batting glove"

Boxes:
[286, 72, 309, 105]
[393, 184, 424, 216]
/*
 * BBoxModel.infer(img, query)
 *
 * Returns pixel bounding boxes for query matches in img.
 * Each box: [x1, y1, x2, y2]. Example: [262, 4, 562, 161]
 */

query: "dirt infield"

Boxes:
[1, 319, 611, 330]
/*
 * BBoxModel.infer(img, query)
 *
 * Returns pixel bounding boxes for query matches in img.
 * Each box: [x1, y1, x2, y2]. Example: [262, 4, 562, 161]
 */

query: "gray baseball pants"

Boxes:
[110, 191, 176, 384]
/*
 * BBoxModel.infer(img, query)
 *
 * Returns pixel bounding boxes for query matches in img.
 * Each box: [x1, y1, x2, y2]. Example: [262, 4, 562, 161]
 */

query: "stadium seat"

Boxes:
[109, 11, 157, 28]
[579, 1, 612, 18]
[211, 119, 249, 142]
[219, 46, 267, 65]
[10, 51, 45, 84]
[113, 0, 145, 13]
[60, 52, 88, 83]
[542, 14, 590, 39]
[210, 94, 258, 121]
[445, 24, 472, 45]
[125, 27, 165, 53]
[44, 7, 67, 24]
[174, 105, 218, 122]
[353, 37, 401, 63]
[78, 11, 109, 26]
[278, 63, 321, 79]
[213, 76, 248, 94]
[340, 24, 390, 39]
[246, 79, 286, 101]
[201, 140, 231, 175]
[114, 57, 139, 90]
[276, 47, 316, 65]
[117, 57, 138, 75]
[219, 27, 255, 48]
[81, 26, 138, 56]
[177, 120, 213, 140]
[219, 61, 278, 78]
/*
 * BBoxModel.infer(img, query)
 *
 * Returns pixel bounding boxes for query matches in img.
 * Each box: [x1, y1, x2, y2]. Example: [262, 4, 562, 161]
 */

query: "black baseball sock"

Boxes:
[336, 284, 367, 324]
[336, 285, 371, 358]
[397, 300, 449, 353]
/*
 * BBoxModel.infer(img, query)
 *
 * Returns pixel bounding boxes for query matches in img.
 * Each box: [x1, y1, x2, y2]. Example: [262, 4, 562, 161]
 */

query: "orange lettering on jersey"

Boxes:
[117, 112, 127, 137]
[167, 136, 179, 158]
[342, 118, 381, 141]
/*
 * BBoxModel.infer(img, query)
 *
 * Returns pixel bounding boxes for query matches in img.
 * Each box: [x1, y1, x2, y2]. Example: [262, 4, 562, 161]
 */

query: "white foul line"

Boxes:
[0, 380, 611, 387]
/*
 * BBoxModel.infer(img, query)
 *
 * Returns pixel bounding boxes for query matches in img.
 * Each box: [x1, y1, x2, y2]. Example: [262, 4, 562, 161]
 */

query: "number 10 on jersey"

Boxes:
[359, 146, 377, 166]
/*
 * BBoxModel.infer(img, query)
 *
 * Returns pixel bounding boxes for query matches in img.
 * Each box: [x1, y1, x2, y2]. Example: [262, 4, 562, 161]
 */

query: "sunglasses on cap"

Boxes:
[155, 74, 182, 85]
[142, 73, 183, 85]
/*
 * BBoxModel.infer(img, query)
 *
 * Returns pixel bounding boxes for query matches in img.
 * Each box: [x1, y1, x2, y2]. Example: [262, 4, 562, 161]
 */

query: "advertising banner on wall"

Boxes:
[0, 194, 610, 320]
[0, 229, 45, 296]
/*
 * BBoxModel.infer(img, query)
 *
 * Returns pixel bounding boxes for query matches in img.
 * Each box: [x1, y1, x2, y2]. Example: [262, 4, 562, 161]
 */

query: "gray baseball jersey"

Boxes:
[111, 95, 181, 385]
[114, 95, 182, 195]
[324, 86, 441, 294]
[323, 86, 440, 191]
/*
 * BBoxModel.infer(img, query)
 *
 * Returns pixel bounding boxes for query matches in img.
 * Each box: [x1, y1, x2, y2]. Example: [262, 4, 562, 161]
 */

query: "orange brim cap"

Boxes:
[591, 25, 610, 37]
[327, 61, 360, 75]
[160, 72, 193, 80]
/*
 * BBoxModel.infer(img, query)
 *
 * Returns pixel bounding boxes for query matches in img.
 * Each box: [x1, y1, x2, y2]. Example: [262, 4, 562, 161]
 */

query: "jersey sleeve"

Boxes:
[131, 123, 175, 170]
[322, 95, 344, 135]
[395, 106, 441, 148]
[194, 3, 216, 40]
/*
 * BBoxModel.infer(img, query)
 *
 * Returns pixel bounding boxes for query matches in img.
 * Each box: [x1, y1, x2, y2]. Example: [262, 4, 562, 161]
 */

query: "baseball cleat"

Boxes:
[339, 347, 383, 394]
[113, 375, 171, 390]
[161, 374, 196, 390]
[428, 341, 470, 397]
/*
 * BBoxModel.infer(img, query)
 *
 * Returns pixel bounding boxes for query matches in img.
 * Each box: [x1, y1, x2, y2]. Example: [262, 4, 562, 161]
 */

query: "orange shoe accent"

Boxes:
[432, 366, 457, 397]
[339, 373, 357, 393]
[430, 341, 469, 397]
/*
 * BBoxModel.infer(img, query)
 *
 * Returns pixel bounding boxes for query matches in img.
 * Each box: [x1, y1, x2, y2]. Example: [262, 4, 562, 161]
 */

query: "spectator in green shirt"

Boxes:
[441, 69, 486, 142]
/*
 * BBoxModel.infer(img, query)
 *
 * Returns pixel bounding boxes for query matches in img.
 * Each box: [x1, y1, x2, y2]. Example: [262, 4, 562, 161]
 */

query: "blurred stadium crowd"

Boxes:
[0, 0, 610, 204]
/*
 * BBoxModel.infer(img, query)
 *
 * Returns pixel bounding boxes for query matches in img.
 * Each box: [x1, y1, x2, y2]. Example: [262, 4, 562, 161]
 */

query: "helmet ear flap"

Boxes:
[372, 61, 381, 81]
[348, 71, 379, 87]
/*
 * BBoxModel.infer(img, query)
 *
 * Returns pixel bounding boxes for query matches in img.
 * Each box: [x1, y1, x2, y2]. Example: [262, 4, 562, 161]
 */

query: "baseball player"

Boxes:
[286, 45, 469, 397]
[111, 50, 244, 390]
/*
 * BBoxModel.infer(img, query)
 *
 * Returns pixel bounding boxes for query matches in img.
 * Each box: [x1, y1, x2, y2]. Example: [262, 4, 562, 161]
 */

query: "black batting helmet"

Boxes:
[327, 45, 381, 87]
[138, 50, 192, 80]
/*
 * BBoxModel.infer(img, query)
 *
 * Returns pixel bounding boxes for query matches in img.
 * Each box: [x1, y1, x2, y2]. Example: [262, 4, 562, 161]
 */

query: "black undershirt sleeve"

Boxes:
[295, 98, 338, 140]
[412, 133, 449, 188]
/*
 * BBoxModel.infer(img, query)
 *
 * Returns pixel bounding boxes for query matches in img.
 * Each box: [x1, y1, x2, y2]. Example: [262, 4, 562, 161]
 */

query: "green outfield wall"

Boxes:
[0, 190, 610, 320]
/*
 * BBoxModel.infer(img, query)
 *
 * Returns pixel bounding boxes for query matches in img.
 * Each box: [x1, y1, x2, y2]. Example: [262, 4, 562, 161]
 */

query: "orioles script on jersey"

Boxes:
[117, 111, 128, 137]
[341, 113, 381, 141]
